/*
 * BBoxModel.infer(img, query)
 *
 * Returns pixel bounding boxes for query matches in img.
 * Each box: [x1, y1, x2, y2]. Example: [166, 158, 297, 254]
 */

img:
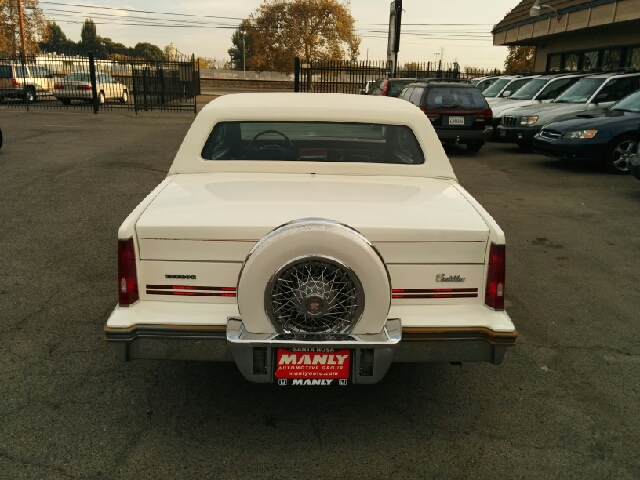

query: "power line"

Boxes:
[44, 7, 237, 26]
[39, 1, 245, 21]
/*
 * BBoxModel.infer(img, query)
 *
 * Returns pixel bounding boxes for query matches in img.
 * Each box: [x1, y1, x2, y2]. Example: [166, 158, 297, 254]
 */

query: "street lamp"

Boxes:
[241, 31, 246, 76]
[530, 0, 560, 18]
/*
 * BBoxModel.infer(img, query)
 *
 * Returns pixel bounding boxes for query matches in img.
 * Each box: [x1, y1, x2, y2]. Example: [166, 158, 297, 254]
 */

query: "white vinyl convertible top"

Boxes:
[168, 93, 457, 180]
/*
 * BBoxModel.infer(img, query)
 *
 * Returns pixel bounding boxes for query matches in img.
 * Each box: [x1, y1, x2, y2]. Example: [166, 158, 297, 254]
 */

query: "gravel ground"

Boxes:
[0, 107, 639, 479]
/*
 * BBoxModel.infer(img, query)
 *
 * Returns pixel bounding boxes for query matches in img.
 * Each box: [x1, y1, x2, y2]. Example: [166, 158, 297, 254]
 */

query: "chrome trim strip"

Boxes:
[226, 317, 402, 347]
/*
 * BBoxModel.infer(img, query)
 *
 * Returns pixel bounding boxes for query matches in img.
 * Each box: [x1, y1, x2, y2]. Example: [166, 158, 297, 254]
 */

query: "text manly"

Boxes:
[279, 353, 349, 366]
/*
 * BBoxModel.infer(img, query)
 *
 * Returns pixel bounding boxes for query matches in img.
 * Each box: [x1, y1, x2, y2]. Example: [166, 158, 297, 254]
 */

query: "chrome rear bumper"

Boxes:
[105, 318, 517, 383]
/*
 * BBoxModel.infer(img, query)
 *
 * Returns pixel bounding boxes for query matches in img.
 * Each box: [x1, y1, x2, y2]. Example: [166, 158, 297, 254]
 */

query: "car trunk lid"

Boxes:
[136, 173, 489, 264]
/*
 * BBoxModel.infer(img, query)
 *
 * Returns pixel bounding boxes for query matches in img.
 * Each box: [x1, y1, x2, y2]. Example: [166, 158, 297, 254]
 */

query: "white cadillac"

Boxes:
[105, 93, 517, 385]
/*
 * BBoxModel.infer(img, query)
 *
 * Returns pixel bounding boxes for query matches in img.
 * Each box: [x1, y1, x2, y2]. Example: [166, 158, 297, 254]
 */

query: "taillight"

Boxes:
[381, 81, 389, 96]
[11, 78, 19, 87]
[485, 243, 505, 310]
[54, 83, 64, 90]
[420, 108, 441, 121]
[77, 85, 92, 91]
[474, 109, 493, 122]
[118, 238, 139, 306]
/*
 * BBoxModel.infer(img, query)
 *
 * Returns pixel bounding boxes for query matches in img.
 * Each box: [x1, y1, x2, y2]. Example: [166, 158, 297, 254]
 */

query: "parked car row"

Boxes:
[0, 62, 129, 105]
[360, 70, 640, 174]
[491, 71, 640, 173]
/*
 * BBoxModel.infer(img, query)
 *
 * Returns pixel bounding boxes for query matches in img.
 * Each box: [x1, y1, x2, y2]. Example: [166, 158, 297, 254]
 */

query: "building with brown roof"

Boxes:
[493, 0, 640, 72]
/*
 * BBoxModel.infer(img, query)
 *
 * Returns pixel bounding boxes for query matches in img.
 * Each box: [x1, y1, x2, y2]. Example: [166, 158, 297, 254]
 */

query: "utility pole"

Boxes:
[17, 0, 27, 63]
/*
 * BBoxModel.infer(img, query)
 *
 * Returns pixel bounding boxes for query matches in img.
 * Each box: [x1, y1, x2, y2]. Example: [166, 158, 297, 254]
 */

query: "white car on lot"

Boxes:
[54, 72, 128, 105]
[104, 93, 517, 385]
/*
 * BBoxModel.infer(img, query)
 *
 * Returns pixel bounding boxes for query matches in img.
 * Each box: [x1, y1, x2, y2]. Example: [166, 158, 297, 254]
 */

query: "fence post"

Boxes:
[192, 54, 198, 115]
[20, 54, 29, 111]
[294, 57, 300, 92]
[88, 52, 99, 114]
[131, 62, 138, 115]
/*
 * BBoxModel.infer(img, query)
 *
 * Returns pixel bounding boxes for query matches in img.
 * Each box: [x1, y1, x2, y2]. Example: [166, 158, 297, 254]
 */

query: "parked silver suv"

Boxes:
[0, 63, 55, 103]
[496, 71, 640, 149]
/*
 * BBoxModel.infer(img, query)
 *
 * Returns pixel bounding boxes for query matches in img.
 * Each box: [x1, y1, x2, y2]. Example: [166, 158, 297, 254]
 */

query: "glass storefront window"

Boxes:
[602, 49, 622, 70]
[563, 54, 579, 71]
[626, 47, 640, 69]
[582, 51, 599, 71]
[548, 55, 562, 71]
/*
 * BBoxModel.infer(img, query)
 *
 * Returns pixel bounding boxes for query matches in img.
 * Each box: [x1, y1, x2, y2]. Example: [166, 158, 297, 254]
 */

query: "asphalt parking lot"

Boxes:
[1, 107, 639, 479]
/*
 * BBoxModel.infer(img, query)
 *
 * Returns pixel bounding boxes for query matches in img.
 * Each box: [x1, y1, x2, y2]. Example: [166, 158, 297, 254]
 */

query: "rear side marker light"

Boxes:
[485, 243, 505, 310]
[118, 238, 139, 306]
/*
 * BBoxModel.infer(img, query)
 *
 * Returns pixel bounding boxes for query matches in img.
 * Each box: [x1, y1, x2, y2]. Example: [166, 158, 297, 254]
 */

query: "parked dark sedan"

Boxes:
[398, 80, 493, 153]
[533, 90, 640, 173]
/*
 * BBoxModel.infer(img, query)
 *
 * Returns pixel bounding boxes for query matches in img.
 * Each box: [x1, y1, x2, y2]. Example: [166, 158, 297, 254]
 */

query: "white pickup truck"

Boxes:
[104, 93, 517, 386]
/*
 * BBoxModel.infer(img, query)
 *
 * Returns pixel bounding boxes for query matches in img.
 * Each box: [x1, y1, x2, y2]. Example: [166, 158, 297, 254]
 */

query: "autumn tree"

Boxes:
[247, 0, 361, 73]
[0, 0, 48, 56]
[504, 46, 536, 73]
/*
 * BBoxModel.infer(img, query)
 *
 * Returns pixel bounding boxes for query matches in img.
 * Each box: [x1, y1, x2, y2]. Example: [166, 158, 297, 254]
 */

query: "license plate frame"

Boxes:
[448, 116, 465, 126]
[274, 348, 351, 386]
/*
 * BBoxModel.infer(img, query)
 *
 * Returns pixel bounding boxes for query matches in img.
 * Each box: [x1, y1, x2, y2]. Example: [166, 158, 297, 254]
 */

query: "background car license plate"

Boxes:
[500, 129, 507, 137]
[448, 116, 465, 126]
[274, 348, 351, 386]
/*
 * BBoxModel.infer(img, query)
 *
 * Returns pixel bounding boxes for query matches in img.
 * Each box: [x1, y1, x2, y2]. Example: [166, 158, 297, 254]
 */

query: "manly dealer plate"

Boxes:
[448, 116, 465, 126]
[274, 348, 351, 386]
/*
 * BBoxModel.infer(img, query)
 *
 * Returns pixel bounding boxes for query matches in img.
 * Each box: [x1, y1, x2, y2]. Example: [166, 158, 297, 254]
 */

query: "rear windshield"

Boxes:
[422, 87, 486, 108]
[554, 78, 605, 103]
[510, 79, 548, 100]
[201, 122, 425, 165]
[64, 73, 90, 82]
[29, 66, 51, 77]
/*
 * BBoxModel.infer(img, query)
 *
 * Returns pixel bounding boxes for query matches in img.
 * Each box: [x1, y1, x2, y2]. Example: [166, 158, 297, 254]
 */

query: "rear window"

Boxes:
[386, 80, 415, 97]
[422, 87, 486, 108]
[201, 122, 425, 165]
[64, 73, 90, 82]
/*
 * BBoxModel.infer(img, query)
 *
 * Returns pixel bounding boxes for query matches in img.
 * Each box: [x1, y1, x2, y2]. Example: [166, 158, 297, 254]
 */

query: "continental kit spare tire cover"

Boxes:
[237, 218, 391, 335]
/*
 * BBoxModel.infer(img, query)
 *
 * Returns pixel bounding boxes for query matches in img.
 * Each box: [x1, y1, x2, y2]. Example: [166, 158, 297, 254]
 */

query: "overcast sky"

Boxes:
[44, 0, 522, 69]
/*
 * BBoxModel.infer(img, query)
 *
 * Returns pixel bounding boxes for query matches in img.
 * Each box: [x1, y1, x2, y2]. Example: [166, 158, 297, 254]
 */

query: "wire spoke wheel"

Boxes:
[266, 256, 364, 334]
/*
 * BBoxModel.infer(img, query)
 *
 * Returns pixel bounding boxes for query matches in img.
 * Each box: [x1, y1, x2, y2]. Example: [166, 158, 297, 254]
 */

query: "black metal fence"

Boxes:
[0, 52, 200, 113]
[293, 58, 501, 93]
